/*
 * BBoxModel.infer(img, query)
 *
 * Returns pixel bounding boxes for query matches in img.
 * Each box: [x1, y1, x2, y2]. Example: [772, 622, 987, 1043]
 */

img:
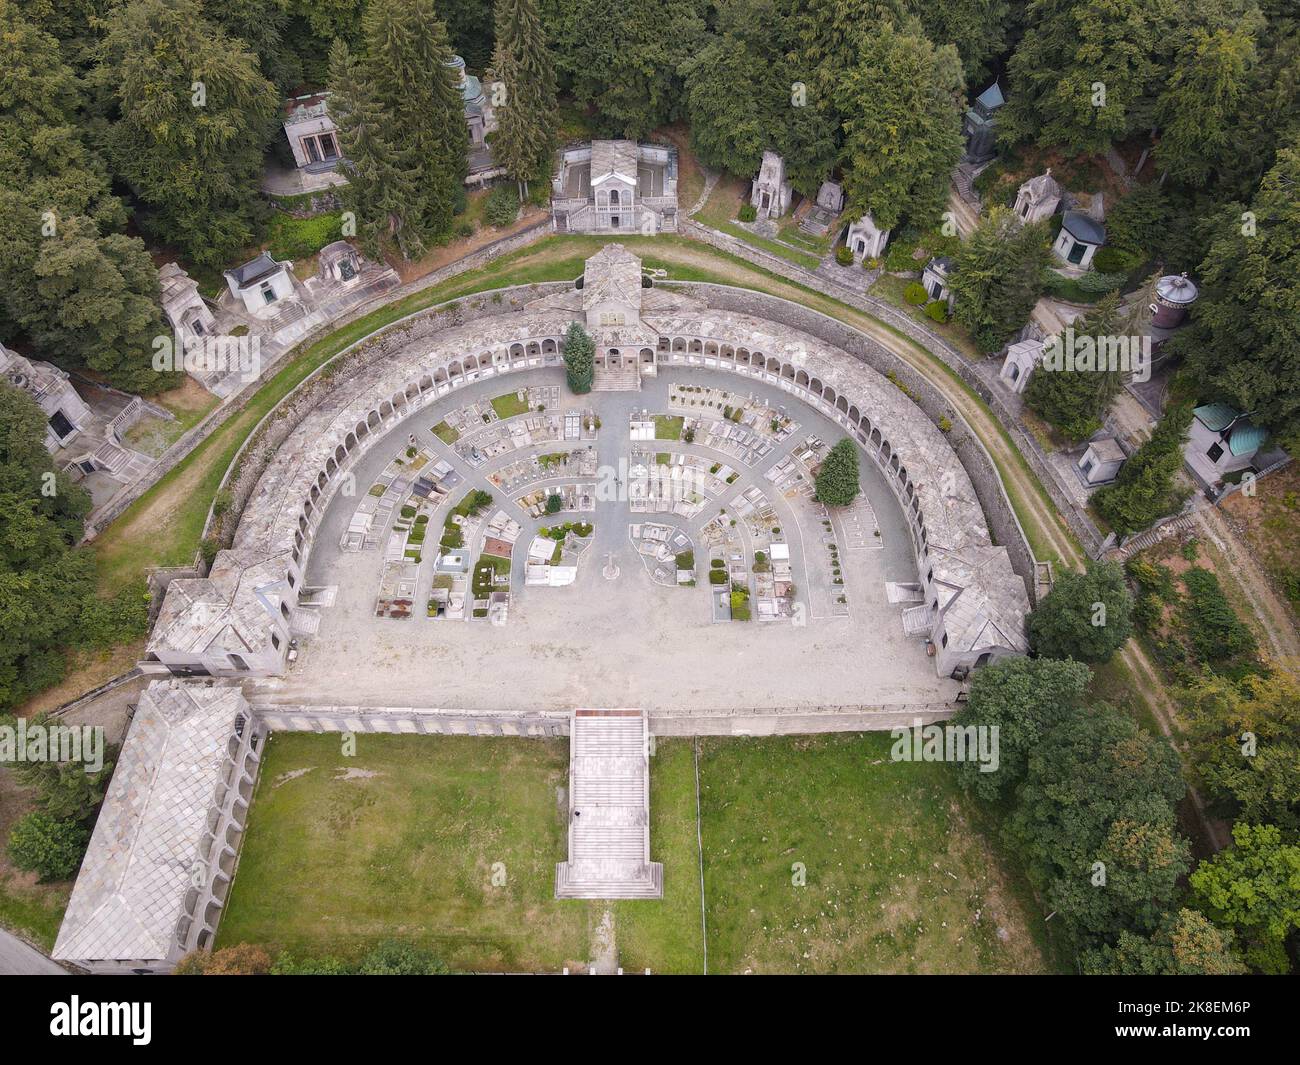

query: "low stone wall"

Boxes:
[682, 217, 1106, 558]
[250, 702, 955, 737]
[667, 280, 1039, 599]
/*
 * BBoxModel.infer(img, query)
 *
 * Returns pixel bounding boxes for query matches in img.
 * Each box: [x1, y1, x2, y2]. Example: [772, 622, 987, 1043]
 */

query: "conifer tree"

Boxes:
[328, 40, 427, 260]
[490, 0, 558, 198]
[561, 322, 594, 394]
[362, 0, 469, 242]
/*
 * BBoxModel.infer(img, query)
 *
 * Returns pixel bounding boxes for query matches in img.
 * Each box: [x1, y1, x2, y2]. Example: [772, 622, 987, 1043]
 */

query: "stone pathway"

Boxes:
[688, 165, 720, 216]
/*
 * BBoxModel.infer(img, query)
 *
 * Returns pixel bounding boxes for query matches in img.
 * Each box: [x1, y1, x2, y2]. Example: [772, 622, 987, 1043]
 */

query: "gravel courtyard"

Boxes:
[253, 368, 958, 711]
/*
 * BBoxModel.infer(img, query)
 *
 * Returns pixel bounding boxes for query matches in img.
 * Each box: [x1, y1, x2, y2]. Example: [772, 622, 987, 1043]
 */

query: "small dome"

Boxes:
[1155, 273, 1198, 306]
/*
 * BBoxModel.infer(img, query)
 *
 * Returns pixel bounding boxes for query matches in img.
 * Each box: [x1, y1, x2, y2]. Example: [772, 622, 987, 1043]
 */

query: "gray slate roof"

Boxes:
[1061, 210, 1105, 246]
[53, 684, 249, 964]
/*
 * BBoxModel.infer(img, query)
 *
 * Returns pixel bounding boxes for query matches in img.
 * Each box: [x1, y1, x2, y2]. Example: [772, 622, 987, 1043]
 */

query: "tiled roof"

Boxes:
[53, 684, 248, 964]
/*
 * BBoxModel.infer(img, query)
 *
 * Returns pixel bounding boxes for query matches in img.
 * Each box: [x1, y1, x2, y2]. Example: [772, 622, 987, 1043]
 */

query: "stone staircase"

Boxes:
[555, 709, 663, 899]
[592, 365, 642, 392]
[902, 604, 935, 637]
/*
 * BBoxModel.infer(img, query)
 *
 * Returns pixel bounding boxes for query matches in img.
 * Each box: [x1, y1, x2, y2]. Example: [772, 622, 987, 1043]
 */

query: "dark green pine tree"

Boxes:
[1172, 140, 1300, 446]
[561, 322, 594, 394]
[363, 0, 469, 244]
[490, 0, 557, 198]
[328, 39, 428, 261]
[949, 207, 1053, 354]
[814, 439, 860, 506]
[1025, 291, 1126, 442]
[836, 17, 965, 231]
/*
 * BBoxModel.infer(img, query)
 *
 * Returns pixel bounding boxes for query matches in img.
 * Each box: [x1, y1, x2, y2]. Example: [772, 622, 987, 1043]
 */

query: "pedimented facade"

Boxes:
[552, 141, 678, 235]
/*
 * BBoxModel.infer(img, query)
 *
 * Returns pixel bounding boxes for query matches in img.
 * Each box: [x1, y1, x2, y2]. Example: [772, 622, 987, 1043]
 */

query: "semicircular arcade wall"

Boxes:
[144, 249, 1030, 684]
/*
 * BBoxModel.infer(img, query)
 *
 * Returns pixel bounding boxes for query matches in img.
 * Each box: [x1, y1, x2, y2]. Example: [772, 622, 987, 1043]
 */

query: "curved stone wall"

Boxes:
[148, 278, 1030, 680]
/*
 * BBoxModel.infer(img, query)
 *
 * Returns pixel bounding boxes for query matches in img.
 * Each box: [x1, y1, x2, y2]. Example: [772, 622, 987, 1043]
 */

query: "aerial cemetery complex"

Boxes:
[0, 0, 1296, 985]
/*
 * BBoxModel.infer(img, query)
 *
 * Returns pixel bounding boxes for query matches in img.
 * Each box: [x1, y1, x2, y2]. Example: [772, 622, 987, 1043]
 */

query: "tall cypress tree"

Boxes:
[363, 0, 468, 245]
[329, 40, 428, 260]
[490, 0, 558, 198]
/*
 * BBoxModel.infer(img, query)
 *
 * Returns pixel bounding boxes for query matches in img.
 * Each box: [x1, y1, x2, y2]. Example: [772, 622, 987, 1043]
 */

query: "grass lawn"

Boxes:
[613, 739, 704, 973]
[490, 391, 531, 419]
[430, 420, 460, 444]
[218, 731, 1053, 974]
[653, 414, 684, 440]
[698, 734, 1054, 974]
[0, 876, 69, 952]
[217, 732, 592, 971]
[872, 273, 982, 362]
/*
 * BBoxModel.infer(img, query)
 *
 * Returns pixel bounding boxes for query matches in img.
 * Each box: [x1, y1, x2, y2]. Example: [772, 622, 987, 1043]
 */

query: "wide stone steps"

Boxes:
[556, 709, 662, 899]
[592, 367, 641, 392]
[554, 861, 662, 900]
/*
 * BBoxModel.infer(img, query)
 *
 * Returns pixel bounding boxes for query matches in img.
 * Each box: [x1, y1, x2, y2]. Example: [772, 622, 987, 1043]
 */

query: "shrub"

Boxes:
[675, 550, 695, 571]
[7, 812, 88, 881]
[203, 944, 273, 975]
[484, 185, 519, 227]
[737, 203, 757, 223]
[924, 300, 948, 323]
[903, 281, 928, 305]
[1092, 245, 1143, 274]
[357, 940, 448, 975]
[835, 246, 853, 266]
[708, 569, 728, 585]
[1027, 560, 1134, 664]
[545, 493, 562, 515]
[1181, 568, 1257, 669]
[265, 210, 346, 260]
[454, 221, 474, 239]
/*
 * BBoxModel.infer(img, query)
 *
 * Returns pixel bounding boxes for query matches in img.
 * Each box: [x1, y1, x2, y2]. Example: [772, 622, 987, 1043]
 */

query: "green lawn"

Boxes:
[653, 414, 684, 440]
[430, 420, 459, 444]
[217, 731, 1053, 974]
[613, 740, 705, 973]
[490, 391, 531, 419]
[698, 734, 1054, 974]
[0, 875, 69, 953]
[217, 733, 592, 972]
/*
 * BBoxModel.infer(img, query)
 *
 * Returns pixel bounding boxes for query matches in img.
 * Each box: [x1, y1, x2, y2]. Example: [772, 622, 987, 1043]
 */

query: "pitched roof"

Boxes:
[1061, 210, 1105, 246]
[53, 684, 249, 964]
[224, 252, 287, 288]
[582, 243, 643, 312]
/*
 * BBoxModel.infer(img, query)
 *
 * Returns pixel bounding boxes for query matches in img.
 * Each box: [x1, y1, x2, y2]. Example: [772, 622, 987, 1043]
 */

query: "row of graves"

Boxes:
[704, 518, 752, 624]
[627, 449, 733, 520]
[669, 383, 799, 442]
[730, 486, 797, 623]
[524, 519, 595, 588]
[629, 522, 696, 587]
[488, 444, 598, 494]
[763, 448, 816, 500]
[514, 481, 597, 518]
[442, 387, 588, 470]
[340, 442, 463, 552]
[788, 435, 853, 617]
[468, 510, 522, 622]
[373, 450, 467, 619]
